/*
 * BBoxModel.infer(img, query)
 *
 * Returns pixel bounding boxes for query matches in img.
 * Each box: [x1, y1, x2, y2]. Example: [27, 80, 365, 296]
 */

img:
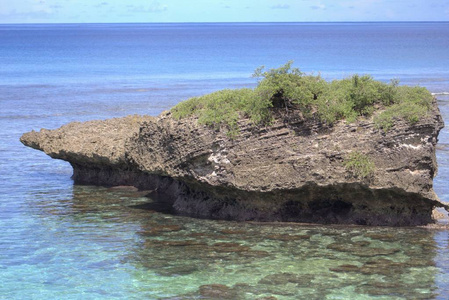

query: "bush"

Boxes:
[171, 62, 434, 135]
[171, 88, 258, 136]
[344, 151, 375, 178]
[373, 86, 433, 130]
[252, 61, 326, 114]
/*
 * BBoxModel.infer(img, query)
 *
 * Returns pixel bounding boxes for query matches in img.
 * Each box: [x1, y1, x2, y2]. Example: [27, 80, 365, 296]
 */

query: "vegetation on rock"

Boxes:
[171, 62, 433, 135]
[344, 151, 375, 179]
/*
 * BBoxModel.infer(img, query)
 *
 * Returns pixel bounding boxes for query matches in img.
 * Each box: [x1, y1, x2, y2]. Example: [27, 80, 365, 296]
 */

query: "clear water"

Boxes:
[1, 22, 449, 299]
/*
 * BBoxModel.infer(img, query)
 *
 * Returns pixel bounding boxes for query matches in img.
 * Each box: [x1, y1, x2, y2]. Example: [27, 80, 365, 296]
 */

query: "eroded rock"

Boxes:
[20, 99, 447, 226]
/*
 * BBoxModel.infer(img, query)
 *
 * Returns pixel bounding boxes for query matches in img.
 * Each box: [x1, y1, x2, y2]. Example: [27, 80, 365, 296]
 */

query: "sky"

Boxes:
[0, 0, 448, 24]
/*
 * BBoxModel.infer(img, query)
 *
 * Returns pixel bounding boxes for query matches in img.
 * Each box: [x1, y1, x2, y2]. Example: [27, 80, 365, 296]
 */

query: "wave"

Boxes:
[432, 92, 449, 96]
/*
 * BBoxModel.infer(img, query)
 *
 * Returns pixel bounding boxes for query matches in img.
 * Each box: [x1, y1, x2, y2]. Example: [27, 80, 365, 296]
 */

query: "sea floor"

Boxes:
[4, 183, 449, 299]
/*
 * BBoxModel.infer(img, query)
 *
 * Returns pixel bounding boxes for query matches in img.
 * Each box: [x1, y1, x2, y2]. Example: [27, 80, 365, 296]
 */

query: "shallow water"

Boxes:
[435, 95, 449, 204]
[2, 22, 449, 299]
[3, 183, 449, 299]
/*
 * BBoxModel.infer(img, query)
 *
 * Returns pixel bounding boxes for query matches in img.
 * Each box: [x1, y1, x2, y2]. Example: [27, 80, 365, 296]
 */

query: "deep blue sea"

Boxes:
[1, 22, 449, 299]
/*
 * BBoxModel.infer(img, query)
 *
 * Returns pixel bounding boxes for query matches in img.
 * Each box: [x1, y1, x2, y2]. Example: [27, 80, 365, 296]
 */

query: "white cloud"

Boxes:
[337, 0, 382, 9]
[311, 3, 326, 10]
[0, 0, 56, 22]
[1, 0, 448, 24]
[271, 4, 290, 9]
[147, 1, 168, 13]
[126, 1, 167, 13]
[94, 2, 109, 8]
[0, 0, 53, 14]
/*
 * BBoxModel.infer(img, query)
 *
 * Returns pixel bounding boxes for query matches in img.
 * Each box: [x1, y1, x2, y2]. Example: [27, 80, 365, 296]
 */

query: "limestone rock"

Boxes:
[20, 99, 447, 226]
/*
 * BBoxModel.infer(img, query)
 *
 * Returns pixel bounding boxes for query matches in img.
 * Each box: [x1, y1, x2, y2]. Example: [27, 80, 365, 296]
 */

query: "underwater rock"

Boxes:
[329, 264, 360, 273]
[238, 250, 270, 258]
[198, 284, 237, 299]
[364, 232, 397, 241]
[156, 264, 199, 277]
[359, 259, 405, 275]
[145, 240, 207, 248]
[258, 272, 315, 287]
[354, 247, 401, 257]
[219, 229, 247, 235]
[327, 241, 400, 257]
[211, 242, 250, 253]
[20, 97, 447, 226]
[356, 283, 437, 299]
[139, 224, 184, 236]
[266, 234, 311, 241]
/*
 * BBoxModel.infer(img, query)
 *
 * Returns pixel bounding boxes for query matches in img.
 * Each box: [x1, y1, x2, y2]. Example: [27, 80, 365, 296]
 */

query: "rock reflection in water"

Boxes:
[62, 185, 445, 299]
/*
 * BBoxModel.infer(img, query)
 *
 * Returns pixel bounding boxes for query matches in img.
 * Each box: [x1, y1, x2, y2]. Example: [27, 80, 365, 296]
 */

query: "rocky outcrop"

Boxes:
[21, 100, 447, 226]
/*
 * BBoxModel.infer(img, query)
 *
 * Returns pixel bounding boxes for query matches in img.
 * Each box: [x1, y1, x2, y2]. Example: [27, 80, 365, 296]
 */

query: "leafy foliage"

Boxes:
[171, 62, 434, 135]
[373, 86, 433, 131]
[171, 88, 258, 136]
[252, 61, 326, 114]
[344, 151, 375, 178]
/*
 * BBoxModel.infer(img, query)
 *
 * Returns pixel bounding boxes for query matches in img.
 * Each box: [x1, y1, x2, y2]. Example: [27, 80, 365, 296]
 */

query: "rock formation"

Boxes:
[21, 99, 447, 226]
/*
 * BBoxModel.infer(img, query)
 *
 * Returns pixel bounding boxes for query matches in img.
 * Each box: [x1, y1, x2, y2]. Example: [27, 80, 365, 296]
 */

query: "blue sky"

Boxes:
[1, 0, 448, 23]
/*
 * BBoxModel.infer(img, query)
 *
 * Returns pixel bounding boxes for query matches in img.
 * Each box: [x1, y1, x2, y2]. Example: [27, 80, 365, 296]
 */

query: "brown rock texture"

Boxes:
[20, 99, 447, 226]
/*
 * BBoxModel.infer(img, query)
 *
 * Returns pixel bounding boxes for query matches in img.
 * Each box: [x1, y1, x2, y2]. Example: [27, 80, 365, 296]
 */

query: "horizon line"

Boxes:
[1, 20, 449, 26]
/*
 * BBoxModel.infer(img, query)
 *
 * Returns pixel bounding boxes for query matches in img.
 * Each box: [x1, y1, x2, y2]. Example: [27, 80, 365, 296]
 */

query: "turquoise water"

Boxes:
[2, 184, 449, 299]
[1, 22, 449, 299]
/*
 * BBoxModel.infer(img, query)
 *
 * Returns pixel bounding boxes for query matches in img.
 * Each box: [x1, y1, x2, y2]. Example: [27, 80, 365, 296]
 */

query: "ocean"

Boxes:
[1, 22, 449, 299]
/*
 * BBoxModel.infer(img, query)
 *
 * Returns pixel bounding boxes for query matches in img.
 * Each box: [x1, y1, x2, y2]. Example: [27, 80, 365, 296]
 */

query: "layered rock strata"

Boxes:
[21, 100, 446, 226]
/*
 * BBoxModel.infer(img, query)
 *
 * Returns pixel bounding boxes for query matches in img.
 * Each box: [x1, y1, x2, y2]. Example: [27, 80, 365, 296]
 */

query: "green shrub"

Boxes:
[377, 78, 400, 106]
[317, 79, 358, 124]
[252, 61, 327, 116]
[171, 88, 258, 136]
[374, 86, 433, 130]
[344, 151, 375, 178]
[171, 62, 434, 135]
[348, 75, 379, 114]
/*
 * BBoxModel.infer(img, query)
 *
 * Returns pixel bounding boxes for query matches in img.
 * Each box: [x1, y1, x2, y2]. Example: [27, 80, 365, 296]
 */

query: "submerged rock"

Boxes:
[258, 272, 315, 286]
[198, 284, 237, 299]
[329, 264, 360, 273]
[20, 98, 447, 226]
[266, 234, 311, 241]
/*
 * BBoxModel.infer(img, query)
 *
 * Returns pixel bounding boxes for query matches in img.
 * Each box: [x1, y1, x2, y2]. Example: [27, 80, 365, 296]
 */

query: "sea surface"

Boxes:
[1, 22, 449, 299]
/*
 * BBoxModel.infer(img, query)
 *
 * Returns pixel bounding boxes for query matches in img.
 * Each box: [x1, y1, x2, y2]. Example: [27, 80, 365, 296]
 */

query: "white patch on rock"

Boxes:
[400, 143, 422, 150]
[208, 152, 230, 164]
[409, 169, 425, 175]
